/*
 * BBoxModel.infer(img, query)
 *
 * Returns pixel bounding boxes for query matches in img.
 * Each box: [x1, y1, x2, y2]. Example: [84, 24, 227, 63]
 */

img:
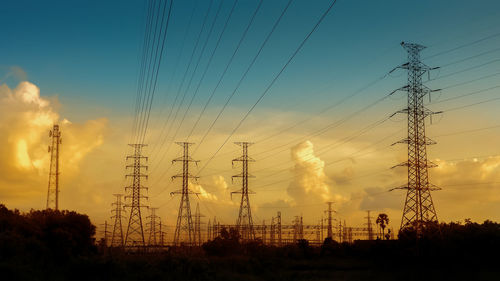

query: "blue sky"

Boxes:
[2, 0, 500, 123]
[2, 0, 500, 228]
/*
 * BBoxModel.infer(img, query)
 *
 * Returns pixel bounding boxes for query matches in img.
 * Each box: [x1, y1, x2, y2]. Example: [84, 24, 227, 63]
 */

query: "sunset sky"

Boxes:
[1, 0, 500, 239]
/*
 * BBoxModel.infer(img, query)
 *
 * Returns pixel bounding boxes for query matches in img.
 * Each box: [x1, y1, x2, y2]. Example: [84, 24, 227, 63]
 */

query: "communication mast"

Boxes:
[46, 124, 62, 210]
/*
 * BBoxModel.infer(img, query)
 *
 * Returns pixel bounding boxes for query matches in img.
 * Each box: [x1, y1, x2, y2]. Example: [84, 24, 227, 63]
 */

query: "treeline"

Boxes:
[1, 204, 499, 281]
[0, 204, 96, 280]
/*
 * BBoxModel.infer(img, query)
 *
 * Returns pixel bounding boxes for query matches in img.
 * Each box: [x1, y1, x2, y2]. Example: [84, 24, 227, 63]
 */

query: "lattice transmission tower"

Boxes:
[46, 124, 62, 210]
[172, 142, 199, 246]
[194, 203, 205, 246]
[365, 210, 374, 241]
[231, 142, 255, 240]
[147, 207, 159, 246]
[111, 194, 125, 247]
[324, 202, 335, 239]
[124, 144, 149, 248]
[393, 42, 440, 233]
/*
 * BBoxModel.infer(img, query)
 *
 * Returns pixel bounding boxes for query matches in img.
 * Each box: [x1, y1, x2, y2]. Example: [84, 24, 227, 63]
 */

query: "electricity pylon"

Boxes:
[111, 194, 125, 247]
[147, 207, 159, 247]
[277, 211, 282, 246]
[365, 210, 374, 240]
[99, 221, 111, 246]
[124, 144, 149, 248]
[231, 142, 255, 240]
[324, 202, 335, 239]
[171, 142, 199, 246]
[46, 124, 62, 210]
[392, 42, 441, 234]
[194, 203, 205, 246]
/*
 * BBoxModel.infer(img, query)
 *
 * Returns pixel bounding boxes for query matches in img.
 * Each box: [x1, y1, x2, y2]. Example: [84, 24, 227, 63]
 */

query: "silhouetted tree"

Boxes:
[376, 213, 389, 239]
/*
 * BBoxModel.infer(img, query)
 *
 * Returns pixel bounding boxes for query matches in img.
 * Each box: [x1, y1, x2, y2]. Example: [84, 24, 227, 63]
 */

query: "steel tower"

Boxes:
[111, 194, 125, 247]
[172, 142, 199, 246]
[46, 124, 62, 210]
[124, 144, 149, 248]
[394, 42, 440, 233]
[231, 142, 255, 240]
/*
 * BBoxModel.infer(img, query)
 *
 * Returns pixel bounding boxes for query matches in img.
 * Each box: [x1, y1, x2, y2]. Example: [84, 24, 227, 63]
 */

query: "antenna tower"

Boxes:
[46, 124, 62, 210]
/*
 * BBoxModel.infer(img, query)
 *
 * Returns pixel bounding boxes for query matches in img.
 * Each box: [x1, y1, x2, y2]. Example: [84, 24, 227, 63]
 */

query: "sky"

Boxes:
[1, 0, 500, 241]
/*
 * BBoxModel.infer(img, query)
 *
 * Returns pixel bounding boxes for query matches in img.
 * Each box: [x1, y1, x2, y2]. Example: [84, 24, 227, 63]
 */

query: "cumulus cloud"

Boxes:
[0, 81, 107, 206]
[287, 141, 345, 205]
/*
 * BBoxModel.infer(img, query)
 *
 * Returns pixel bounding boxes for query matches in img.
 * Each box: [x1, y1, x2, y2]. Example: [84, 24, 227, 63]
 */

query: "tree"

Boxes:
[376, 213, 389, 240]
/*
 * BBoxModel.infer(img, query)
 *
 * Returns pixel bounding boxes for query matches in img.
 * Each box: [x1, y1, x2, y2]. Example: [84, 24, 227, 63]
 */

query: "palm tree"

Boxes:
[376, 213, 389, 240]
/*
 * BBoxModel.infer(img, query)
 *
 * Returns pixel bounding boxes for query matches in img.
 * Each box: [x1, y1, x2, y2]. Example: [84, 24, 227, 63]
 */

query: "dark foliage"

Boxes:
[1, 204, 499, 280]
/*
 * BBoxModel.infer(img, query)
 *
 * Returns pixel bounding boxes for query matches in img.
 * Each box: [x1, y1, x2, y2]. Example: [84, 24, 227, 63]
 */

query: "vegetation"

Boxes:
[376, 213, 389, 239]
[1, 204, 499, 280]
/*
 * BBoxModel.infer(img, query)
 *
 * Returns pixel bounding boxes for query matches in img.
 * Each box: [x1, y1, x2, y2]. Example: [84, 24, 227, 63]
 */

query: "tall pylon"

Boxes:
[393, 42, 440, 233]
[194, 203, 205, 246]
[147, 207, 159, 246]
[324, 202, 335, 239]
[46, 124, 62, 210]
[365, 210, 374, 241]
[171, 142, 199, 246]
[99, 221, 111, 246]
[231, 142, 255, 240]
[277, 211, 282, 246]
[124, 144, 149, 248]
[111, 194, 125, 247]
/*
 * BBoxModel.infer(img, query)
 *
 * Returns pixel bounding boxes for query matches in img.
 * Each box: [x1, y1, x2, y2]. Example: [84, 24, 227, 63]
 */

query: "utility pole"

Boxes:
[365, 210, 374, 241]
[147, 207, 159, 247]
[46, 124, 62, 210]
[231, 142, 255, 241]
[194, 203, 205, 246]
[171, 142, 199, 246]
[111, 194, 125, 247]
[324, 202, 335, 239]
[393, 42, 440, 234]
[124, 144, 148, 248]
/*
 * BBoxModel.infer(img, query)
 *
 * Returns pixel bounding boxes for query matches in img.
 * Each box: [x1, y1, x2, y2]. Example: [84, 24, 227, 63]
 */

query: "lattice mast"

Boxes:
[46, 124, 62, 210]
[194, 203, 205, 246]
[277, 211, 282, 246]
[365, 210, 374, 241]
[111, 194, 125, 247]
[231, 142, 256, 240]
[124, 144, 149, 248]
[393, 42, 440, 232]
[171, 142, 199, 246]
[147, 207, 159, 246]
[324, 202, 335, 239]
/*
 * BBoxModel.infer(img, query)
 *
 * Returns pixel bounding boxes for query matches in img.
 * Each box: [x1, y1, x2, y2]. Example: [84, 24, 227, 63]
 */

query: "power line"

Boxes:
[197, 0, 339, 175]
[424, 31, 500, 60]
[186, 0, 264, 140]
[192, 0, 295, 157]
[148, 0, 215, 164]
